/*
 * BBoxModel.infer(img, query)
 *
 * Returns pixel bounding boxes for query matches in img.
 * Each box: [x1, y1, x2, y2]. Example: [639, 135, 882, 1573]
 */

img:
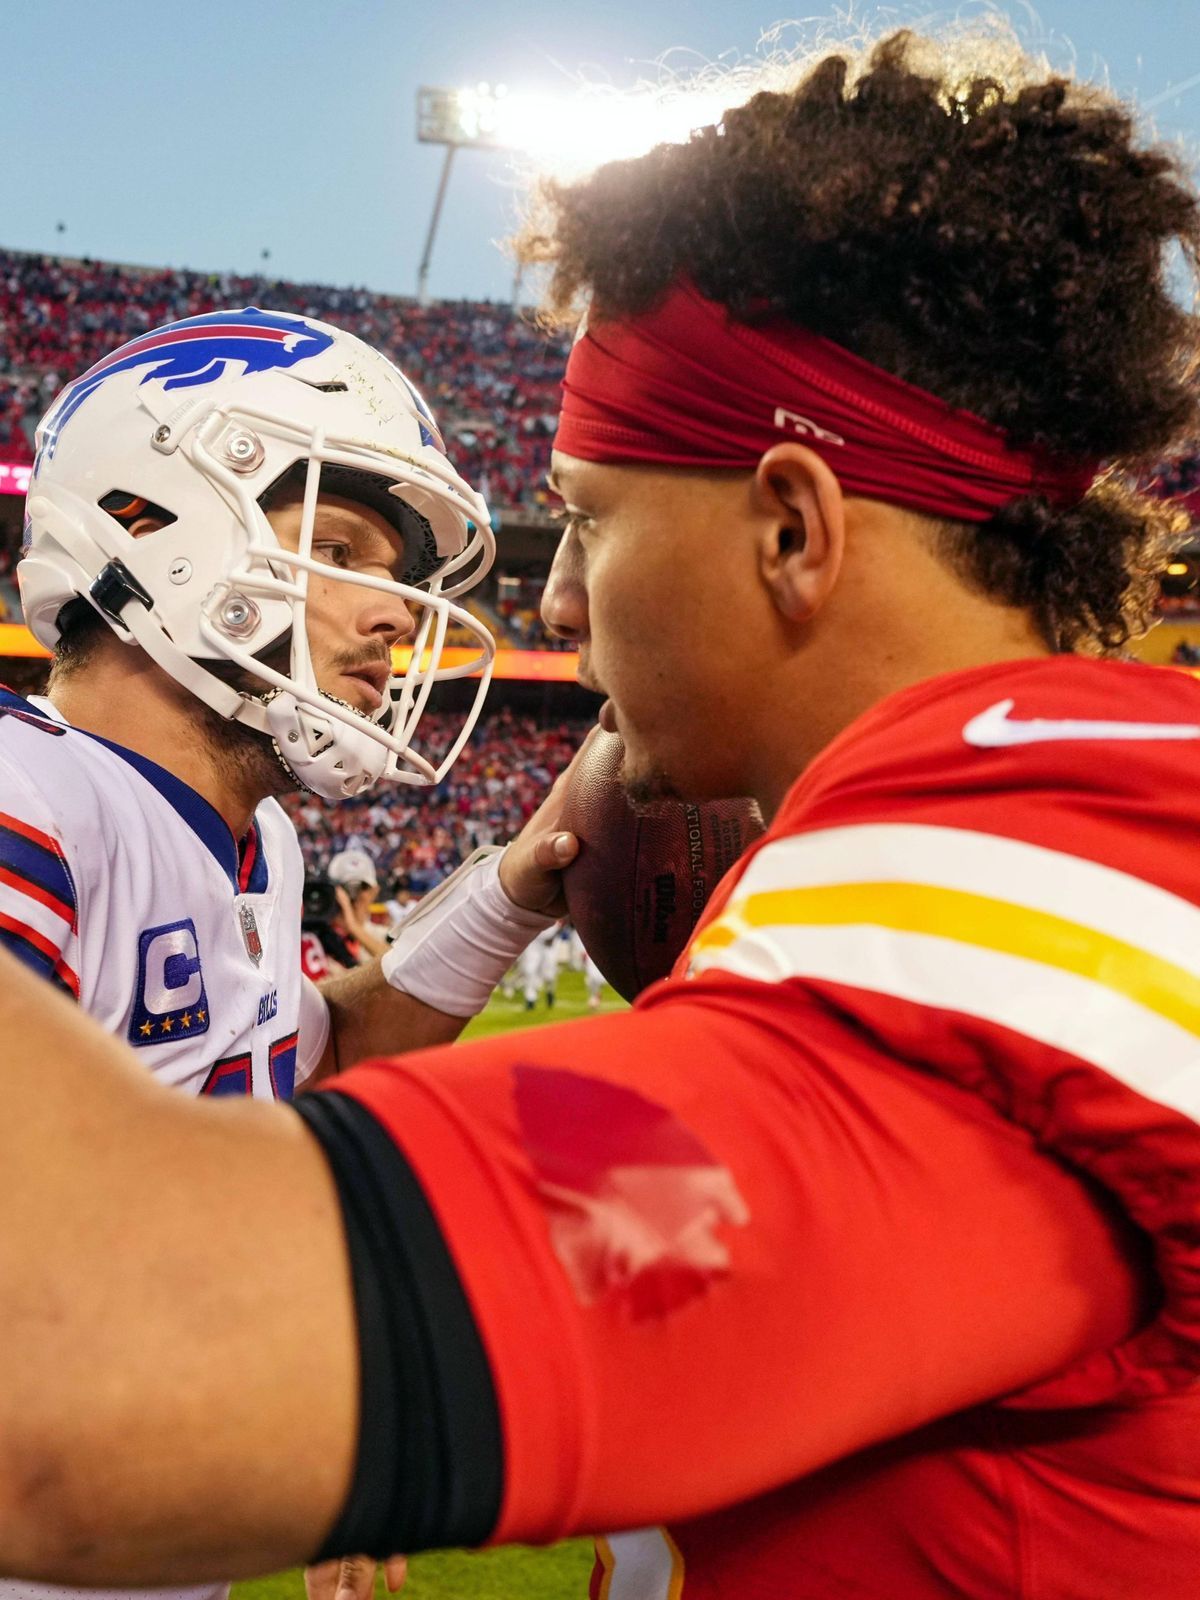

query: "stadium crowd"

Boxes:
[2, 246, 1198, 645]
[494, 569, 578, 649]
[282, 707, 590, 895]
[0, 248, 569, 516]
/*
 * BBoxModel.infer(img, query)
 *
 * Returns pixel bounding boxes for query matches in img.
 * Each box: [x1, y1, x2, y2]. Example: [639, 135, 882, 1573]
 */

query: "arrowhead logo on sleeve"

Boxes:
[129, 918, 211, 1046]
[513, 1064, 749, 1319]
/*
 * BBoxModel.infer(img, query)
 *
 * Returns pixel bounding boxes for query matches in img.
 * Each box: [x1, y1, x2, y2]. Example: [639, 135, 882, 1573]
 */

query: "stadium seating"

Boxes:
[282, 708, 590, 892]
[2, 246, 1197, 651]
[0, 248, 569, 512]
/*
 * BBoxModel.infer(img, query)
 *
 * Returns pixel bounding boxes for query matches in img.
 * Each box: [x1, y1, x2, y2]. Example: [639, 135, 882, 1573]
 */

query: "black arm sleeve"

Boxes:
[291, 1090, 504, 1559]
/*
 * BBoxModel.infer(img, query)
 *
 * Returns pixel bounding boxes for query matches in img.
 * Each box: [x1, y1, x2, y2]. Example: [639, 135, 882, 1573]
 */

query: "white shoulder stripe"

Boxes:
[690, 823, 1200, 1123]
[689, 923, 1200, 1121]
[0, 878, 74, 950]
[730, 824, 1200, 979]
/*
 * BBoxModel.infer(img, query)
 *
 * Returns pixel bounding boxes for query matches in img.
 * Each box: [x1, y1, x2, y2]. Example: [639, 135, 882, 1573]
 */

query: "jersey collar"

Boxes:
[27, 693, 265, 894]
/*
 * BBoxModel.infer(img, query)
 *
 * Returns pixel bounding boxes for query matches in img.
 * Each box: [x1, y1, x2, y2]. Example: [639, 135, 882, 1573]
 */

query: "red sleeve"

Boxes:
[332, 974, 1142, 1545]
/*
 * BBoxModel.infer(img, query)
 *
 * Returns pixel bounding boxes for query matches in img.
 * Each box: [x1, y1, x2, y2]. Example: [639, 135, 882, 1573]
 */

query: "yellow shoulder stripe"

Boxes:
[691, 881, 1200, 1038]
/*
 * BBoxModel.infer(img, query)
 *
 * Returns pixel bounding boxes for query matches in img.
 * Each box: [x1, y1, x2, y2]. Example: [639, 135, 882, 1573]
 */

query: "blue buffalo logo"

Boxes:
[36, 307, 335, 468]
[394, 369, 445, 454]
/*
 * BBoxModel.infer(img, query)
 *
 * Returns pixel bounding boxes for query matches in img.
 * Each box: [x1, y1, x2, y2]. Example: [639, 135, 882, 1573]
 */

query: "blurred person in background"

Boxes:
[517, 921, 563, 1010]
[327, 846, 389, 963]
[583, 949, 607, 1011]
[299, 878, 358, 983]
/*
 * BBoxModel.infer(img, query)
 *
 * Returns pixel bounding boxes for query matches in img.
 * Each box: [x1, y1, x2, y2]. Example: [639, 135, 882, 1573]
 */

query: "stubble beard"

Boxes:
[619, 754, 685, 814]
[196, 640, 303, 801]
[198, 638, 391, 803]
[196, 693, 299, 801]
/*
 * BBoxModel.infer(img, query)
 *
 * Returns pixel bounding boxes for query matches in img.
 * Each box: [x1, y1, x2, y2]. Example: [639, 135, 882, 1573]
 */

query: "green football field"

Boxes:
[232, 968, 626, 1600]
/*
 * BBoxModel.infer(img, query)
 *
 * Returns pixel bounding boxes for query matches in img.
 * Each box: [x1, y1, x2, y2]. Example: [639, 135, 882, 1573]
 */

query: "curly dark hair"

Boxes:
[518, 28, 1200, 652]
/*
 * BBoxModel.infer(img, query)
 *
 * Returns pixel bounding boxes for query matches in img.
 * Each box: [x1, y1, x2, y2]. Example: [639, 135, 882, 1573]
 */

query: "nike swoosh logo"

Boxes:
[963, 698, 1200, 748]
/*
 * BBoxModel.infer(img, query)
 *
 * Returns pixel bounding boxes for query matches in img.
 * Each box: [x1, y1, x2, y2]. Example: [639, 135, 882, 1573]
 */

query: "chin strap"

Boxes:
[251, 687, 391, 800]
[380, 848, 557, 1017]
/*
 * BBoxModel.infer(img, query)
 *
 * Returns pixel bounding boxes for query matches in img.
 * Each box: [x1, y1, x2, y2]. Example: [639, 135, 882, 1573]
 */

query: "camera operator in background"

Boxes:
[301, 850, 418, 981]
[300, 877, 359, 982]
[327, 847, 390, 963]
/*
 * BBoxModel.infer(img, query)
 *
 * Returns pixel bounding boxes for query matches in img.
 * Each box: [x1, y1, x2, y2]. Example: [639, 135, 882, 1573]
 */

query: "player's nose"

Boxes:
[356, 591, 417, 645]
[542, 528, 589, 643]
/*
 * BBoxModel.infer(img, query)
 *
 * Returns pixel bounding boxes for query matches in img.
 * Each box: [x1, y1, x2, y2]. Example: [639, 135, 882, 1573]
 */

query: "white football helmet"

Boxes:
[19, 306, 496, 800]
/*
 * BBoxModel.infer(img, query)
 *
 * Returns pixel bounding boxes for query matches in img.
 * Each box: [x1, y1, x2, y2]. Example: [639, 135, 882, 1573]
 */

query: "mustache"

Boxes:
[329, 647, 394, 676]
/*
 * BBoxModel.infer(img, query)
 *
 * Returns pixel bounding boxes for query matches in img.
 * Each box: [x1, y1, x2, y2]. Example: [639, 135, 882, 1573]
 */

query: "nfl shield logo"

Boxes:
[239, 901, 264, 965]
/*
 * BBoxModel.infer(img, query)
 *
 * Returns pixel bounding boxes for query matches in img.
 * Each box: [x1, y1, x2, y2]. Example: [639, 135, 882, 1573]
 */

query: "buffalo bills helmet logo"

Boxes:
[36, 307, 335, 467]
[394, 369, 446, 454]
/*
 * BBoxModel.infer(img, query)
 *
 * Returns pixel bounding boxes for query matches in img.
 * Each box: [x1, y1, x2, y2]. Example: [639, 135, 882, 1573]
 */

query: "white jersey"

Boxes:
[565, 926, 588, 971]
[518, 922, 563, 990]
[0, 686, 328, 1600]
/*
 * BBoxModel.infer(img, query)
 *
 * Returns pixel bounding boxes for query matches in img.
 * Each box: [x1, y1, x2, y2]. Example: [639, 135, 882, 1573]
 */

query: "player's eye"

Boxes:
[313, 541, 352, 569]
[549, 507, 594, 538]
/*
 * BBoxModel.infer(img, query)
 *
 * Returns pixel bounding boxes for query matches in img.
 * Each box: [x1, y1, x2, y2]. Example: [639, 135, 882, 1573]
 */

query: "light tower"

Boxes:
[415, 84, 510, 305]
[414, 77, 735, 303]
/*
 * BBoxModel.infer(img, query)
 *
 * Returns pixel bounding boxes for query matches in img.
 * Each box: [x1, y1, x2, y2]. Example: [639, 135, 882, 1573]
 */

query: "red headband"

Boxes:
[555, 280, 1098, 522]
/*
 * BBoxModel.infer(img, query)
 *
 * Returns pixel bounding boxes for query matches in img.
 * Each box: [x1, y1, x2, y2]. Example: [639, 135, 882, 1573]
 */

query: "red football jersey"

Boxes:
[336, 656, 1200, 1597]
[300, 930, 334, 983]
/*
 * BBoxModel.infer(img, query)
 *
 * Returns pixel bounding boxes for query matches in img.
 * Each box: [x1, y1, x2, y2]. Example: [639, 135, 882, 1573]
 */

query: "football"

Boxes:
[560, 729, 765, 1001]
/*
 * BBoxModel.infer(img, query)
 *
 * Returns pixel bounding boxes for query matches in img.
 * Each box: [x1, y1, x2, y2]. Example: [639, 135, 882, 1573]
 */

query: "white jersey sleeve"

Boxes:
[0, 707, 82, 997]
[0, 704, 246, 1600]
[296, 973, 331, 1088]
[0, 689, 307, 1105]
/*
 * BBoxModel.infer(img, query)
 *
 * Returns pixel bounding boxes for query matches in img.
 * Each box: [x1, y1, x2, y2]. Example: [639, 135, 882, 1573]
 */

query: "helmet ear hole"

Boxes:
[98, 490, 178, 533]
[257, 461, 309, 514]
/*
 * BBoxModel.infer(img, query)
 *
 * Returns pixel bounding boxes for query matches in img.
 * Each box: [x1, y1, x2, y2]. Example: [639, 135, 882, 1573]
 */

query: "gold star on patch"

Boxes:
[160, 1017, 173, 1034]
[180, 1012, 192, 1029]
[139, 1021, 153, 1038]
[196, 1007, 207, 1024]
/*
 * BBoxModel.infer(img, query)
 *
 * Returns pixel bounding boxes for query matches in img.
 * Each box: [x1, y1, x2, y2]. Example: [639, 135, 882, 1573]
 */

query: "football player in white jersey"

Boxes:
[582, 950, 607, 1010]
[0, 307, 577, 1600]
[517, 922, 563, 1009]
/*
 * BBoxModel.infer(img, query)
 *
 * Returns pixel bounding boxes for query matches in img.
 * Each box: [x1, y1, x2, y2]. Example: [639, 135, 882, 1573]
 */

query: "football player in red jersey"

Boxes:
[3, 24, 1200, 1600]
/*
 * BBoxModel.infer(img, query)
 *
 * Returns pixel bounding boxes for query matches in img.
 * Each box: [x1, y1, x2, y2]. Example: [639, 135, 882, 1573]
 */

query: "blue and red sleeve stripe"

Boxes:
[0, 812, 77, 928]
[0, 811, 80, 996]
[237, 819, 269, 895]
[0, 909, 80, 996]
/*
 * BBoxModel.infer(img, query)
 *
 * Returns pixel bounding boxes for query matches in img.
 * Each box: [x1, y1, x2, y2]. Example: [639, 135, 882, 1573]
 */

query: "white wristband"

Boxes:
[380, 846, 557, 1017]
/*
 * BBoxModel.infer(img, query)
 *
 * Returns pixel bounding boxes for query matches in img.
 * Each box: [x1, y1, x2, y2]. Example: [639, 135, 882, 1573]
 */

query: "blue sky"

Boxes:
[4, 1, 1199, 303]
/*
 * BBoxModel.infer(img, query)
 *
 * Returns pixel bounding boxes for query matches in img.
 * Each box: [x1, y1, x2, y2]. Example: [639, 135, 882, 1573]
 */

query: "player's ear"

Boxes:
[753, 443, 845, 623]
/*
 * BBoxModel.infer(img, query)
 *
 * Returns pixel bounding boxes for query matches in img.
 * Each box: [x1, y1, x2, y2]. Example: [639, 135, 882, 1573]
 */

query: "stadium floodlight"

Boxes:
[414, 79, 735, 302]
[415, 83, 513, 304]
[417, 83, 514, 151]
